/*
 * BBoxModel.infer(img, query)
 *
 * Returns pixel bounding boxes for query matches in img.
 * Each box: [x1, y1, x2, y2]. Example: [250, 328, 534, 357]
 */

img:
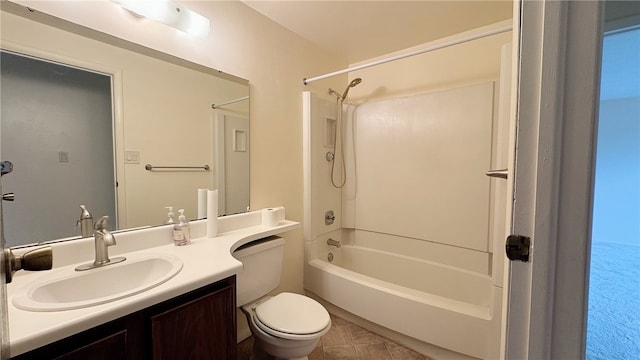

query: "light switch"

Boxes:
[125, 151, 140, 164]
[58, 151, 69, 163]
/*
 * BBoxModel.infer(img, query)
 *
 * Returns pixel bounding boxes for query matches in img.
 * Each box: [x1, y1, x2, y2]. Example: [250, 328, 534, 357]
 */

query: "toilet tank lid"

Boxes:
[255, 292, 330, 335]
[232, 236, 285, 259]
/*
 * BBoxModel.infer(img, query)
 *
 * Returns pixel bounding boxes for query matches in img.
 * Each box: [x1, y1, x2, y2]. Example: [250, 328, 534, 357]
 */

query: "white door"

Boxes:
[503, 1, 604, 359]
[214, 113, 250, 215]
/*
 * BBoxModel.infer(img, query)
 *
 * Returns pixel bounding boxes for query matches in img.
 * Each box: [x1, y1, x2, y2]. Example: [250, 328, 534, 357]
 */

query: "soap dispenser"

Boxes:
[165, 206, 175, 224]
[173, 209, 190, 246]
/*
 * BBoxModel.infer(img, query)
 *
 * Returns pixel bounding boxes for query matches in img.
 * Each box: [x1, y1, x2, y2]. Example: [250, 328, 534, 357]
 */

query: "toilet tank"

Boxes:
[232, 236, 285, 306]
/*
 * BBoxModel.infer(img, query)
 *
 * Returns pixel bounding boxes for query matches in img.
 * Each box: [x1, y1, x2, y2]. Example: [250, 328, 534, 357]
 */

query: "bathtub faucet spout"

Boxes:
[327, 238, 341, 248]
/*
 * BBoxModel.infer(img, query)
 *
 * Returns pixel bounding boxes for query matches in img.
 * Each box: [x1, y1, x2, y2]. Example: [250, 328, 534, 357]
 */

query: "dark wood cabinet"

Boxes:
[150, 281, 236, 359]
[13, 276, 236, 360]
[53, 330, 128, 360]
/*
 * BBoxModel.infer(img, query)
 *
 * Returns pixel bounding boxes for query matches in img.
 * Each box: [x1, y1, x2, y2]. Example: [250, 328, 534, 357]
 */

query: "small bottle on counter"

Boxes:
[173, 209, 191, 246]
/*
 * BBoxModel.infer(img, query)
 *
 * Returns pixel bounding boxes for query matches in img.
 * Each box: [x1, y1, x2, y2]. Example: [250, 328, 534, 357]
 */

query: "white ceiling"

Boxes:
[243, 1, 513, 64]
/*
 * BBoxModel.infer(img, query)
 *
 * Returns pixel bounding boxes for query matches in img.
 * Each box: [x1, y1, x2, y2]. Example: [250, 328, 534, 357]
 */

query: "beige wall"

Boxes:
[348, 21, 512, 101]
[3, 0, 347, 295]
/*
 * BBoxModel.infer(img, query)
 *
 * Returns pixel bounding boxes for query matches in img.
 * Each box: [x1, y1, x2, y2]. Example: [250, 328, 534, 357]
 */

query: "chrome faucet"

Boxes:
[327, 238, 341, 248]
[93, 216, 116, 265]
[76, 216, 126, 271]
[77, 205, 93, 238]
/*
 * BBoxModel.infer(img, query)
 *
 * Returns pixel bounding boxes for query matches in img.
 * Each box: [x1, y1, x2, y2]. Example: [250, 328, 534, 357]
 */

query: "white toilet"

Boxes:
[233, 236, 331, 360]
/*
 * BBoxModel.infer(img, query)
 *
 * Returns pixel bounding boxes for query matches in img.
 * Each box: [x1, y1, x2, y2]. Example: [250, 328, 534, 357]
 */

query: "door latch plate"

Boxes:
[506, 235, 531, 262]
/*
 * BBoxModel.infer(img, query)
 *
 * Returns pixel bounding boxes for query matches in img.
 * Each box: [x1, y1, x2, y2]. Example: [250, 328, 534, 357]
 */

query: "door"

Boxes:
[0, 51, 116, 246]
[214, 113, 250, 215]
[502, 1, 605, 359]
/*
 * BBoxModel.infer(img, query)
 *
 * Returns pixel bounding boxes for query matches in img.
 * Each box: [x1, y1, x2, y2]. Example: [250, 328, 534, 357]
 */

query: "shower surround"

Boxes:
[303, 80, 509, 359]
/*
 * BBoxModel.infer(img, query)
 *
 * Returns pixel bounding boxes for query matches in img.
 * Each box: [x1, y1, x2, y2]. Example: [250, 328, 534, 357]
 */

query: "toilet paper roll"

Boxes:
[262, 207, 285, 227]
[197, 189, 207, 220]
[262, 208, 278, 227]
[206, 189, 218, 238]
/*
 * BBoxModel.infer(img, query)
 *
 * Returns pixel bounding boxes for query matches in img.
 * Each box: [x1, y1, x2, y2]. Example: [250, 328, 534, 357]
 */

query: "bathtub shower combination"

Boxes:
[302, 49, 512, 359]
[305, 229, 502, 359]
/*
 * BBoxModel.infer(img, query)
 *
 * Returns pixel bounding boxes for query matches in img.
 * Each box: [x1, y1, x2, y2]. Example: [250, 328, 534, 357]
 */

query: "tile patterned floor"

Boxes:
[238, 314, 431, 360]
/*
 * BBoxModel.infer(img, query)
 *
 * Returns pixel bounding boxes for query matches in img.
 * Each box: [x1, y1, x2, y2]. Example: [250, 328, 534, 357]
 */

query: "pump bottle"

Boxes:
[164, 206, 175, 224]
[173, 209, 191, 246]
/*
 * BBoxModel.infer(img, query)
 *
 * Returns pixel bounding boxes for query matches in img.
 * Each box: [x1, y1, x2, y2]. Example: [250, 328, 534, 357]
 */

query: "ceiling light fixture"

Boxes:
[114, 0, 210, 38]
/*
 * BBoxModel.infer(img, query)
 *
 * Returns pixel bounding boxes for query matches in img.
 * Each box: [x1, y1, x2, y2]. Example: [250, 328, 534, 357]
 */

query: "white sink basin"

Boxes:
[13, 253, 183, 312]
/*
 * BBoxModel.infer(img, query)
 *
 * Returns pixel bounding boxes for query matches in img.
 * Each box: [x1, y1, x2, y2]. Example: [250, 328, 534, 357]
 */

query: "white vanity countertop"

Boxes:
[7, 208, 299, 356]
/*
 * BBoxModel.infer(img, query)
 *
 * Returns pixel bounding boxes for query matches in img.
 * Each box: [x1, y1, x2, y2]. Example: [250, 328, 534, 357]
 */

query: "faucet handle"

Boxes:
[94, 216, 110, 230]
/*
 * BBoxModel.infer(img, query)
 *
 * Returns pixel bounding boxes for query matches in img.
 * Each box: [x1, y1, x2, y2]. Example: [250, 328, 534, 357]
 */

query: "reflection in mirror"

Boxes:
[0, 7, 250, 248]
[1, 51, 117, 245]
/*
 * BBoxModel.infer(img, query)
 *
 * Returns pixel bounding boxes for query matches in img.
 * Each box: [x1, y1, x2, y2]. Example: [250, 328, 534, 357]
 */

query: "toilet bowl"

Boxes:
[241, 293, 331, 360]
[233, 236, 331, 360]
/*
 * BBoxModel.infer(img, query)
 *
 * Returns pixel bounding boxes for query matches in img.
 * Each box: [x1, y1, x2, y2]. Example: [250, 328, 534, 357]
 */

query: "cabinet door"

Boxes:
[53, 331, 127, 360]
[11, 318, 136, 360]
[150, 284, 236, 360]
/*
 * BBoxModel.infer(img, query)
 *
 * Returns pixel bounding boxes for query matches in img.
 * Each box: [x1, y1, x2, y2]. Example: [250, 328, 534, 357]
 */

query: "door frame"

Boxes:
[504, 1, 604, 359]
[1, 182, 8, 359]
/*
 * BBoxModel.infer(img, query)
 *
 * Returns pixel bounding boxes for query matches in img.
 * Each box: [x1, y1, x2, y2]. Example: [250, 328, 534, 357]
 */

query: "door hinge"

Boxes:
[506, 235, 531, 262]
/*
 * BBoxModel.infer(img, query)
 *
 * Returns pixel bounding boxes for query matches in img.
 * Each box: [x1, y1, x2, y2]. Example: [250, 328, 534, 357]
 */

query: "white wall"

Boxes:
[351, 83, 495, 251]
[306, 93, 343, 242]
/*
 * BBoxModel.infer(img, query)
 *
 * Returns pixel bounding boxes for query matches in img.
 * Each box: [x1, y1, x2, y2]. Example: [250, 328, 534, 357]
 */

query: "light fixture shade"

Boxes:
[174, 4, 210, 37]
[115, 0, 210, 37]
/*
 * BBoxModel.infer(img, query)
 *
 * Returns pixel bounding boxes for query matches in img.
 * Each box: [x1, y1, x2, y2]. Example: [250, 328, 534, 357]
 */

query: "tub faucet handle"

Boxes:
[325, 210, 335, 225]
[327, 238, 341, 248]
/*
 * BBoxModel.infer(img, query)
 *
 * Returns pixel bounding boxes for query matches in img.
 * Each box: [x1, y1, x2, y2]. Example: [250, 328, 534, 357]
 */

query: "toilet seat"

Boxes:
[252, 292, 331, 340]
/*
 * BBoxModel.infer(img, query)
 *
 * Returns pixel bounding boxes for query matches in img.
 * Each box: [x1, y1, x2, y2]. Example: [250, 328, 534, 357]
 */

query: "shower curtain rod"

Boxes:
[211, 95, 249, 109]
[303, 23, 512, 85]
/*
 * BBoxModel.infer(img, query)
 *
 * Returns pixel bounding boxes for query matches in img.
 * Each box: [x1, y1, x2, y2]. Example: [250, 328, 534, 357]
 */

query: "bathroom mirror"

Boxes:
[0, 4, 250, 247]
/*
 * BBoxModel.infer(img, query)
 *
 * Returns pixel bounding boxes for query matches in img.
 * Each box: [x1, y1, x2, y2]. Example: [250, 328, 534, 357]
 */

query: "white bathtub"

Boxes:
[304, 239, 502, 359]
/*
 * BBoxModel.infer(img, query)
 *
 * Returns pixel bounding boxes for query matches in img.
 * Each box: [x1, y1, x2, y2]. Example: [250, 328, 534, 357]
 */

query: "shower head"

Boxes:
[340, 78, 362, 101]
[349, 78, 363, 87]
